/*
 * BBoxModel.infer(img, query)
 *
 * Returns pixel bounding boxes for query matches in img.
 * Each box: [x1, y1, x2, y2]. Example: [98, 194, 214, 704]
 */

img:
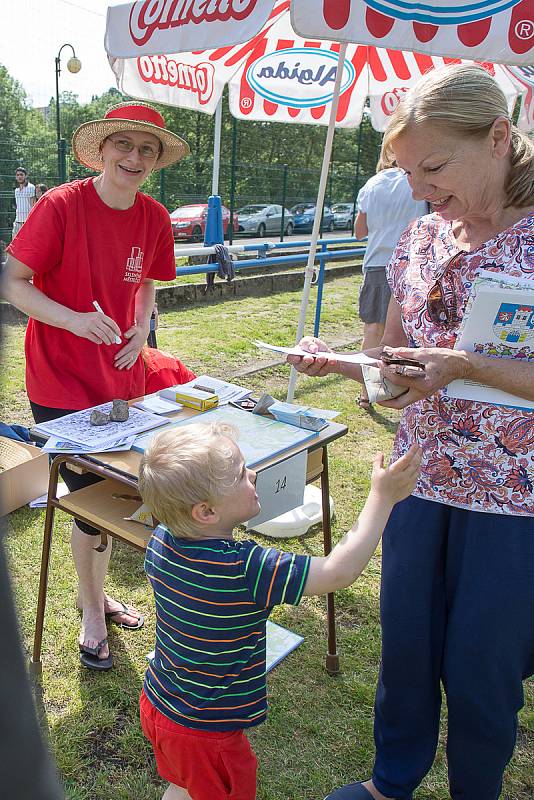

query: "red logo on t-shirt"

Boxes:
[124, 246, 143, 283]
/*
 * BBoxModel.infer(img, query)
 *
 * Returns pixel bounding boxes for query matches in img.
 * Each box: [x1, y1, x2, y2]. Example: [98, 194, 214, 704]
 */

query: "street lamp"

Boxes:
[55, 43, 82, 183]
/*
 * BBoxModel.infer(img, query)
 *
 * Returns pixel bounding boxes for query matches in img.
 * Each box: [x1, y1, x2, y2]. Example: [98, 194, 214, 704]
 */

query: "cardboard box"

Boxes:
[0, 437, 50, 515]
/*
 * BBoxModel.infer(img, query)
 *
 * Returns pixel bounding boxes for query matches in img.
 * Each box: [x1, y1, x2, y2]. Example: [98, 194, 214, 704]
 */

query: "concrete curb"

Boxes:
[0, 262, 362, 324]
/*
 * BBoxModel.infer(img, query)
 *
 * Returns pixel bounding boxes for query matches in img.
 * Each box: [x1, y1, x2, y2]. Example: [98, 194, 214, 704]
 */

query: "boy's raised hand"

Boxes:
[370, 444, 422, 506]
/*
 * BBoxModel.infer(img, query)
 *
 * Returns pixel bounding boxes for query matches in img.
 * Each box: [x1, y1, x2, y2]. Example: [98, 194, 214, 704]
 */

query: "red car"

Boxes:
[170, 203, 239, 242]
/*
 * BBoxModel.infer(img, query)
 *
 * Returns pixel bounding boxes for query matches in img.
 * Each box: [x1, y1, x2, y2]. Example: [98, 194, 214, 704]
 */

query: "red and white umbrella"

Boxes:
[293, 0, 534, 65]
[106, 1, 533, 66]
[111, 28, 525, 132]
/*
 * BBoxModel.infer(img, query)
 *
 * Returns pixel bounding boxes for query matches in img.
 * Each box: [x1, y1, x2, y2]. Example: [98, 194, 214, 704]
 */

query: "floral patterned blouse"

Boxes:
[387, 212, 534, 517]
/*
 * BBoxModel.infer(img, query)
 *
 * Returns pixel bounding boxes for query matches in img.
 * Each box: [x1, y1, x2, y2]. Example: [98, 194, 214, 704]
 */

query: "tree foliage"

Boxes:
[0, 63, 382, 238]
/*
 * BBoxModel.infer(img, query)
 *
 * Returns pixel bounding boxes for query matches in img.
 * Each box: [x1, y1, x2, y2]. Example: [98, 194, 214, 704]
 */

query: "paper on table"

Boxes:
[253, 340, 379, 365]
[177, 375, 252, 406]
[133, 394, 183, 415]
[42, 434, 137, 454]
[269, 401, 339, 419]
[34, 403, 169, 449]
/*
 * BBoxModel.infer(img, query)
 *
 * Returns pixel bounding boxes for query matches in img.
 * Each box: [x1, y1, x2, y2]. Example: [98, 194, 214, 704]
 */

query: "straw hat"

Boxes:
[72, 102, 190, 171]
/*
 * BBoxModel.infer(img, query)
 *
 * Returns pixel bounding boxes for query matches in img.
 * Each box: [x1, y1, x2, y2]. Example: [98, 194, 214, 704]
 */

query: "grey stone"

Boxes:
[109, 399, 129, 422]
[90, 410, 111, 426]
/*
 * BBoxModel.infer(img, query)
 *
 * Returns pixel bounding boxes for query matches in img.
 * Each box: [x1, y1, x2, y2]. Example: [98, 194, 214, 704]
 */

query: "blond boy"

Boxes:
[138, 423, 421, 800]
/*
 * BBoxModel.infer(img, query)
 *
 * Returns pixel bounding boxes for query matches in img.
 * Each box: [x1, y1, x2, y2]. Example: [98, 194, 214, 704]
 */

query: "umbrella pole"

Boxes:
[211, 97, 223, 196]
[287, 41, 349, 402]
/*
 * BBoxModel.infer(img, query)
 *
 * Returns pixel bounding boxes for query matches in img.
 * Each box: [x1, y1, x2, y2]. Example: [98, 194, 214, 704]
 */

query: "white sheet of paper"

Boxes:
[34, 404, 169, 449]
[29, 482, 70, 508]
[42, 434, 137, 454]
[133, 395, 183, 414]
[246, 450, 307, 528]
[253, 340, 379, 365]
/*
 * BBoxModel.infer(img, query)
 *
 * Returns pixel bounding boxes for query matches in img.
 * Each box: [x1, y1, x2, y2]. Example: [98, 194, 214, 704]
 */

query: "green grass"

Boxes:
[2, 274, 533, 799]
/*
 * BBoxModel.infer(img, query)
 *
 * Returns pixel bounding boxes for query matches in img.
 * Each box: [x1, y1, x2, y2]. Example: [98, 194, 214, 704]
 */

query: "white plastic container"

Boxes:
[249, 484, 334, 539]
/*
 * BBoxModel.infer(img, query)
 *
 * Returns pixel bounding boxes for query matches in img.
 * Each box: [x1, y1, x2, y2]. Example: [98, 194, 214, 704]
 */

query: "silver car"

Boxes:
[237, 204, 294, 237]
[332, 202, 355, 231]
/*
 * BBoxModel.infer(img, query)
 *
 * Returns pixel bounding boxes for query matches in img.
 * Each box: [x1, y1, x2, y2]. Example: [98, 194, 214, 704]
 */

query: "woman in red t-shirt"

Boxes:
[1, 103, 189, 671]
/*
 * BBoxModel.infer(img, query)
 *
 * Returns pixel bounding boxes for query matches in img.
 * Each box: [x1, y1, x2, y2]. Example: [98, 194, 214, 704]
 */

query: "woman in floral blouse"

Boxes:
[290, 65, 534, 800]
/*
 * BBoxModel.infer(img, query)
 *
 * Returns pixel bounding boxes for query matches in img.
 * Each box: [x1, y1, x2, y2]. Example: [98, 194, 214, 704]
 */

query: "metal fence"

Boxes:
[0, 121, 382, 244]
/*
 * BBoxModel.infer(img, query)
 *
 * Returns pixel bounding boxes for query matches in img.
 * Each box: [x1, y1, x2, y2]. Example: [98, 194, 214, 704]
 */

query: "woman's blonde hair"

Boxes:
[376, 138, 397, 172]
[139, 422, 241, 539]
[382, 64, 534, 208]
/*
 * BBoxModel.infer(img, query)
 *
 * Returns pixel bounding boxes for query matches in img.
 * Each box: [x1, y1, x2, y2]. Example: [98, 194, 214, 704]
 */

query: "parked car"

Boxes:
[290, 203, 335, 234]
[169, 204, 239, 242]
[332, 202, 355, 230]
[237, 203, 294, 237]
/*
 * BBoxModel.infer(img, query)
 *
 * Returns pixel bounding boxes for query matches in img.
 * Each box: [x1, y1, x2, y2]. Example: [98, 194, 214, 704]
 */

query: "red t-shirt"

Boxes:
[8, 179, 176, 409]
[142, 348, 196, 394]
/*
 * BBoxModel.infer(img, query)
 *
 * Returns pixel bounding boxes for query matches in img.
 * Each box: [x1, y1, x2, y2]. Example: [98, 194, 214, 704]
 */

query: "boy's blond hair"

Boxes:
[139, 422, 241, 538]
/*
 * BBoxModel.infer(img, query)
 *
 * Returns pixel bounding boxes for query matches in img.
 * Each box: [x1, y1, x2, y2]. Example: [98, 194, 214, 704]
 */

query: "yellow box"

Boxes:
[161, 386, 219, 412]
[0, 437, 50, 515]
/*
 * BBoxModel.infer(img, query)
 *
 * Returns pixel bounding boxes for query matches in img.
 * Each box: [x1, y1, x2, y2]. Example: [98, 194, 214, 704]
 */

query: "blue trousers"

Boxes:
[372, 496, 534, 800]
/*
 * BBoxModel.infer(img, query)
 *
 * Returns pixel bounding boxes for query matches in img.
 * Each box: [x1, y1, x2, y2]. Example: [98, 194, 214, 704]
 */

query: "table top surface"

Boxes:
[37, 404, 348, 481]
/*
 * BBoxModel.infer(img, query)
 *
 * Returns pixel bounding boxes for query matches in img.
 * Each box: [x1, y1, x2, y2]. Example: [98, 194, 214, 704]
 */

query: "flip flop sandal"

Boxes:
[324, 782, 374, 800]
[105, 601, 144, 630]
[79, 637, 113, 671]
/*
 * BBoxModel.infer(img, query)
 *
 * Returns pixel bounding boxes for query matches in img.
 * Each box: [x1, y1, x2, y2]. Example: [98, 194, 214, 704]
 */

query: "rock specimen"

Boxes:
[90, 410, 111, 426]
[110, 399, 129, 422]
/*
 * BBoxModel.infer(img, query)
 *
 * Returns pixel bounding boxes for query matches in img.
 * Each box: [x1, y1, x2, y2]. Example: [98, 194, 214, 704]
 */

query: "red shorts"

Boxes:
[139, 690, 257, 800]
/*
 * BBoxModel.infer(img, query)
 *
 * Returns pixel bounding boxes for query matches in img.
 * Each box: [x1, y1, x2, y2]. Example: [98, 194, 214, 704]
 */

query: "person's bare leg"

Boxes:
[74, 522, 143, 641]
[361, 780, 394, 800]
[162, 784, 192, 800]
[360, 322, 385, 403]
[72, 522, 111, 659]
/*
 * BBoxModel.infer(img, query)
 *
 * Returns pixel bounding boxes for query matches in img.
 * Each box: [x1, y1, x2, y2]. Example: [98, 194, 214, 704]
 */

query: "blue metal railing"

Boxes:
[174, 236, 366, 336]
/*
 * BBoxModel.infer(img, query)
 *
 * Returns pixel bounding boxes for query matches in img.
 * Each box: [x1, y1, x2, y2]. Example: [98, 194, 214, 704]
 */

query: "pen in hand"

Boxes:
[92, 300, 121, 345]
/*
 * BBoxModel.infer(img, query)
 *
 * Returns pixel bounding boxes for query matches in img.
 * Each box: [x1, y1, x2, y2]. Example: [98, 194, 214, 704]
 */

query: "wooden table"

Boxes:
[31, 415, 347, 677]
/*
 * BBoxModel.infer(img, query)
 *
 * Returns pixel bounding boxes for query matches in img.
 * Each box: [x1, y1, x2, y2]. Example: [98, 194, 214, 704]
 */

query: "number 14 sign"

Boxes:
[246, 450, 308, 529]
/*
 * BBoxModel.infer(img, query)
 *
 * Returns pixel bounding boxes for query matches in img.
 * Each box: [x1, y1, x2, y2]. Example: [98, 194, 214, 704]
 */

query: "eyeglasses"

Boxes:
[107, 136, 160, 160]
[427, 251, 463, 327]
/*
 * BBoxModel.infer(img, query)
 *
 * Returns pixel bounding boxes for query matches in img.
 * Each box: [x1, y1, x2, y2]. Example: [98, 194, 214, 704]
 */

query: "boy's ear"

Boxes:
[191, 501, 219, 526]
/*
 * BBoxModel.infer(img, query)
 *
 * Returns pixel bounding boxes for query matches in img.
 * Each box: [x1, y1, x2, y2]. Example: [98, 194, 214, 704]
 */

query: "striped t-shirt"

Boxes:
[144, 525, 311, 731]
[14, 182, 35, 222]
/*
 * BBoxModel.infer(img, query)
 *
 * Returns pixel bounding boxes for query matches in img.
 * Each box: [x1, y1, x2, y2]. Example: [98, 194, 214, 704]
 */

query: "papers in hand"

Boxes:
[446, 272, 534, 410]
[253, 340, 379, 365]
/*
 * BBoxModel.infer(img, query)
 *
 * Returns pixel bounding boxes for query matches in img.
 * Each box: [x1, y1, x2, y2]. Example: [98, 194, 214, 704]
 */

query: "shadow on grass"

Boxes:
[47, 634, 150, 800]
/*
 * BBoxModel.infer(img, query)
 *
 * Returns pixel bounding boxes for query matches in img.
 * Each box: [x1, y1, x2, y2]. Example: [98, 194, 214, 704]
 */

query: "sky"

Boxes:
[4, 0, 122, 107]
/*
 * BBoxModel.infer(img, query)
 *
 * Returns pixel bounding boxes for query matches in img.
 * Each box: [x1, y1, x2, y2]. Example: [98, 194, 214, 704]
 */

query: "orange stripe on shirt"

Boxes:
[157, 536, 244, 567]
[152, 573, 254, 606]
[159, 650, 265, 678]
[148, 667, 263, 711]
[158, 615, 262, 643]
[265, 552, 282, 606]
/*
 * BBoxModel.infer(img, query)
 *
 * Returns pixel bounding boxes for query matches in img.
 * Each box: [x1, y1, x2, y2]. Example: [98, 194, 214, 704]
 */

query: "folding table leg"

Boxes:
[30, 457, 61, 679]
[321, 447, 339, 675]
